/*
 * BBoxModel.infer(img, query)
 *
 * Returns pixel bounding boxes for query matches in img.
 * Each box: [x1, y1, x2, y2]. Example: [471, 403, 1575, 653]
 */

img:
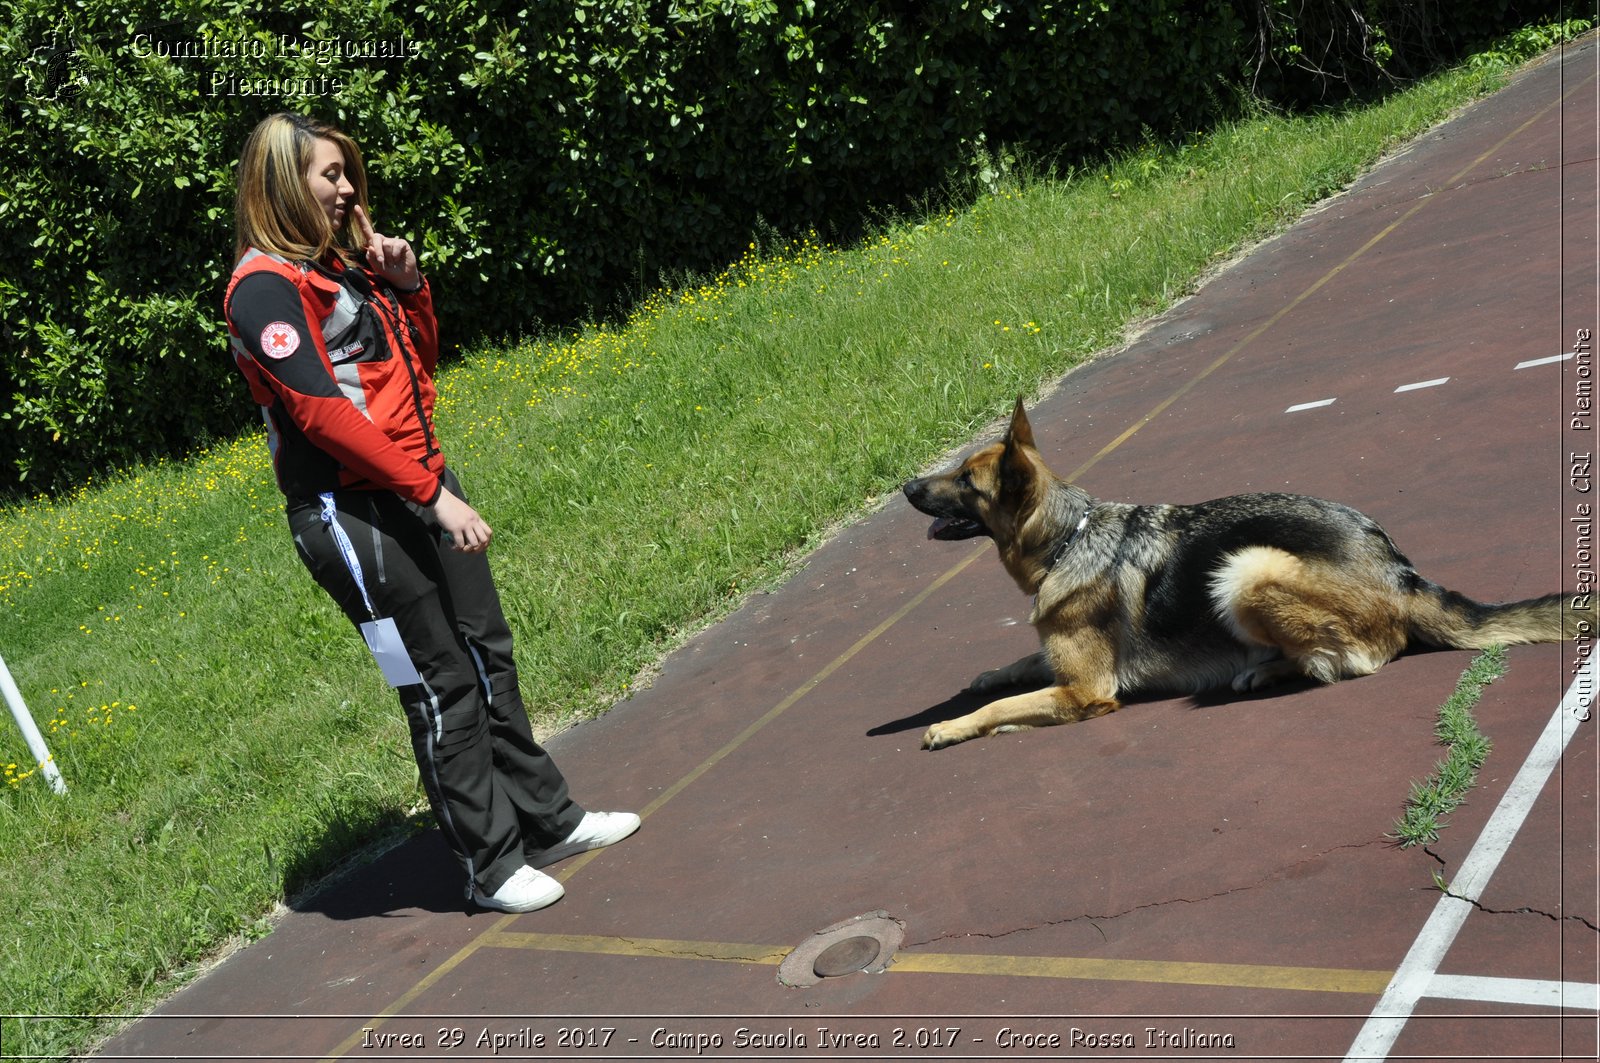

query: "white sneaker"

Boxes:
[472, 864, 564, 913]
[529, 811, 641, 868]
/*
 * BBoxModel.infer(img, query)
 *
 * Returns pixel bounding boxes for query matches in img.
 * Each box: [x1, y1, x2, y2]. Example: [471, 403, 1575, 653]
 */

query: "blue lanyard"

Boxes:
[319, 493, 378, 620]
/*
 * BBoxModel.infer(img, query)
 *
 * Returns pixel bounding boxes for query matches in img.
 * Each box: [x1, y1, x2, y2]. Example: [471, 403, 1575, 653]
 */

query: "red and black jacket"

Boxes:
[224, 250, 445, 506]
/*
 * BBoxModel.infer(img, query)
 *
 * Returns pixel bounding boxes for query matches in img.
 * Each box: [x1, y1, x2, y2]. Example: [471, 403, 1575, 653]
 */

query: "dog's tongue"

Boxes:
[927, 517, 957, 540]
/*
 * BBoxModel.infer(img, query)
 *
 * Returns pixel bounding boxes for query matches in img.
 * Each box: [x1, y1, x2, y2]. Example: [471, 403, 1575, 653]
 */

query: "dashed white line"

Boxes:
[1343, 652, 1594, 1062]
[1516, 352, 1576, 370]
[1393, 376, 1450, 393]
[1286, 352, 1571, 414]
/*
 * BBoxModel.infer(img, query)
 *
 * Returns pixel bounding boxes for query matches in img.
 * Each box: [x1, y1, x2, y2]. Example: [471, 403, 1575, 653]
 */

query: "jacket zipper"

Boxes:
[346, 269, 440, 464]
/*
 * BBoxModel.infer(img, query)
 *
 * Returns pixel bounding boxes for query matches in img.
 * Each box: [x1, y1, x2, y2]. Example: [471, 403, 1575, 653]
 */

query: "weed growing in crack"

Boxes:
[1391, 646, 1505, 848]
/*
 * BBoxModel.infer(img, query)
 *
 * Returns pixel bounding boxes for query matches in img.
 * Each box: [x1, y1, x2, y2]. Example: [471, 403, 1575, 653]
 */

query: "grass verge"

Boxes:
[1391, 646, 1506, 849]
[0, 32, 1583, 1059]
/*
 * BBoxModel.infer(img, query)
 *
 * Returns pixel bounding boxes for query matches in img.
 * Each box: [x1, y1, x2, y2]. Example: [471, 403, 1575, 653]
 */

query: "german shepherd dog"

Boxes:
[902, 399, 1589, 750]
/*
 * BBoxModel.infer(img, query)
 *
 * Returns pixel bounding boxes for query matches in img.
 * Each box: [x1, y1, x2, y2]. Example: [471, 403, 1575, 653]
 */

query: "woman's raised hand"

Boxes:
[354, 205, 421, 291]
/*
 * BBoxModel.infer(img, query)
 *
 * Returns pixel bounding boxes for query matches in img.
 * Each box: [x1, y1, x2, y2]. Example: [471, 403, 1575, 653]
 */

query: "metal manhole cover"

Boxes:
[777, 911, 903, 988]
[813, 935, 882, 978]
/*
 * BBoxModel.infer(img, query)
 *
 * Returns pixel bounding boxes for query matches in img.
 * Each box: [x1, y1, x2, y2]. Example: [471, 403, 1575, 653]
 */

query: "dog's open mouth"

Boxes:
[926, 516, 987, 541]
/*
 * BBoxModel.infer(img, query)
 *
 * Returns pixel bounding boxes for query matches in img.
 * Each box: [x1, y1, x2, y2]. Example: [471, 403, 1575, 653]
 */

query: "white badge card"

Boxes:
[360, 618, 424, 688]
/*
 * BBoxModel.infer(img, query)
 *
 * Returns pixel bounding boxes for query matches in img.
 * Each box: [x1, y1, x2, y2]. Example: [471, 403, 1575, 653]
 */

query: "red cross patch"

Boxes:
[259, 321, 301, 359]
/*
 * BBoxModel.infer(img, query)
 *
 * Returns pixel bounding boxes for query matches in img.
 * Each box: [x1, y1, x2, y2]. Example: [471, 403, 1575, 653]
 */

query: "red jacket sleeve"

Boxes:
[226, 271, 443, 506]
[394, 278, 439, 375]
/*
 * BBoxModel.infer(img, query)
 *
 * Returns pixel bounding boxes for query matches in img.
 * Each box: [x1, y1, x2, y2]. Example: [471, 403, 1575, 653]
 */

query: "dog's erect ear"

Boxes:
[1000, 396, 1036, 492]
[1004, 396, 1035, 450]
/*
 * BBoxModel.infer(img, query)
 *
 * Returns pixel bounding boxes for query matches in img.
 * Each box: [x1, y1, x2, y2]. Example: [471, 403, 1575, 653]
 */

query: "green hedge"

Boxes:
[1239, 1, 1576, 102]
[0, 0, 1565, 493]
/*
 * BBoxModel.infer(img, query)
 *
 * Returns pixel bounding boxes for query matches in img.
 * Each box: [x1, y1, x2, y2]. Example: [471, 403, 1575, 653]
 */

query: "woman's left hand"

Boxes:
[354, 205, 421, 291]
[432, 488, 493, 553]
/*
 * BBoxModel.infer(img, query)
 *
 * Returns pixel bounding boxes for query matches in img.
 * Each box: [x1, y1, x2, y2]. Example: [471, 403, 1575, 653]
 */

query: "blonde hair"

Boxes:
[233, 112, 370, 264]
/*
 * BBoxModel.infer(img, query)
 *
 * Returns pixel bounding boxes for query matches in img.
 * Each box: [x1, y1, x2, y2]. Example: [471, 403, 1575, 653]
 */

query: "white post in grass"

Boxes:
[0, 651, 65, 795]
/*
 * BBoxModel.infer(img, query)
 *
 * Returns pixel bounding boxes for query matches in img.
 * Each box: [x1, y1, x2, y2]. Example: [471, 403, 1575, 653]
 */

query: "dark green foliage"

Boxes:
[1237, 0, 1579, 102]
[0, 0, 1578, 492]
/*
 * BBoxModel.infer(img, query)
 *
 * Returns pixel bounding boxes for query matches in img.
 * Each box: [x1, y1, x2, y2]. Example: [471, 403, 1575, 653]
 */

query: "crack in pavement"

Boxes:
[1453, 898, 1600, 934]
[1423, 848, 1600, 933]
[905, 838, 1389, 951]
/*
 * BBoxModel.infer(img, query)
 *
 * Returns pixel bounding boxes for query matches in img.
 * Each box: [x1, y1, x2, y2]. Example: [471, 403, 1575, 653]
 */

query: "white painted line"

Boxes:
[1344, 652, 1593, 1062]
[1516, 352, 1575, 369]
[1285, 398, 1337, 413]
[1426, 974, 1600, 1011]
[1393, 377, 1450, 393]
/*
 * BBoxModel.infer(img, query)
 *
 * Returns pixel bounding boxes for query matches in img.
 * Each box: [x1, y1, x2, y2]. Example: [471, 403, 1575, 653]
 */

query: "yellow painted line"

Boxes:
[321, 81, 1574, 1060]
[482, 930, 1392, 996]
[891, 952, 1394, 996]
[484, 930, 790, 967]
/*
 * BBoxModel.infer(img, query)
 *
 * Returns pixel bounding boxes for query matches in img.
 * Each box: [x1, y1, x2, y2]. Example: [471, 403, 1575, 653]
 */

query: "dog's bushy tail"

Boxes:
[1407, 582, 1592, 648]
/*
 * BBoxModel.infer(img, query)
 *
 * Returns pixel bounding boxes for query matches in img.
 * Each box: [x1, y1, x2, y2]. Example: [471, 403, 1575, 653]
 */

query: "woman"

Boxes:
[224, 112, 637, 913]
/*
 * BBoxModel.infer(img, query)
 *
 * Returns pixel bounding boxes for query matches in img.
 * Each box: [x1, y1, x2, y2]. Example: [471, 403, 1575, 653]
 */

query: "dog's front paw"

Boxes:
[967, 652, 1051, 693]
[966, 667, 1010, 694]
[921, 721, 974, 750]
[1231, 660, 1296, 692]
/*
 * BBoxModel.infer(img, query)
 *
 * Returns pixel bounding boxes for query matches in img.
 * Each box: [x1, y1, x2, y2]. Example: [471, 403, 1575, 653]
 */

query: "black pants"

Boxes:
[287, 468, 583, 898]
